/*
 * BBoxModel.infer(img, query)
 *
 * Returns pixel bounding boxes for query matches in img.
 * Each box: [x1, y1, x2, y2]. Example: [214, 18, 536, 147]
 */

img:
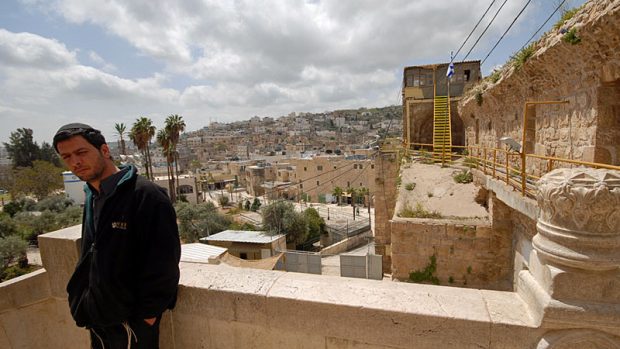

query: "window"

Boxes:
[358, 164, 363, 170]
[317, 165, 323, 171]
[464, 69, 471, 81]
[300, 184, 303, 189]
[353, 164, 358, 169]
[304, 167, 307, 171]
[347, 181, 350, 187]
[240, 253, 248, 260]
[334, 166, 337, 169]
[371, 164, 375, 169]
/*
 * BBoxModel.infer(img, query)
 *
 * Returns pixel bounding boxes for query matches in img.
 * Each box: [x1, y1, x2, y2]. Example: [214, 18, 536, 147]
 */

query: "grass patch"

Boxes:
[488, 69, 502, 83]
[405, 183, 415, 191]
[453, 170, 473, 184]
[562, 28, 581, 45]
[463, 157, 478, 168]
[512, 43, 536, 70]
[553, 7, 580, 30]
[398, 202, 442, 219]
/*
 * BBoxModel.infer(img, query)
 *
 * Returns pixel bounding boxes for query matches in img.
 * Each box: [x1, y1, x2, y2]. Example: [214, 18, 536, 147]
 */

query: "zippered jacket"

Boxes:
[66, 166, 181, 328]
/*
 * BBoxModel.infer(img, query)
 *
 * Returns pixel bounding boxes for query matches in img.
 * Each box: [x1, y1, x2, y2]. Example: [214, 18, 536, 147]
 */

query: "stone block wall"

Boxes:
[373, 151, 399, 273]
[390, 218, 513, 290]
[459, 0, 620, 166]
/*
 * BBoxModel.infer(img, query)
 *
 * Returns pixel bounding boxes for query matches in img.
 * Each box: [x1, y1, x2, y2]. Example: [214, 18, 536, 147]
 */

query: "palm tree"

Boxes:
[332, 186, 344, 206]
[358, 187, 369, 207]
[165, 114, 186, 192]
[347, 187, 358, 207]
[114, 123, 127, 156]
[130, 117, 156, 180]
[157, 128, 176, 201]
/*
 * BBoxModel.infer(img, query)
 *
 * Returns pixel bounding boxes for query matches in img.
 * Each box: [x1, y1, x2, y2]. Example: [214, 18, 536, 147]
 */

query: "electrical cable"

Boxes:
[452, 0, 497, 62]
[481, 0, 533, 65]
[461, 0, 509, 62]
[517, 0, 568, 53]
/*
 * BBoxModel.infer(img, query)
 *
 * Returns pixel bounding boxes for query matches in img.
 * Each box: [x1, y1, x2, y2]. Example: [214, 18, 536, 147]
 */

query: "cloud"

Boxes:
[88, 51, 118, 73]
[3, 0, 540, 144]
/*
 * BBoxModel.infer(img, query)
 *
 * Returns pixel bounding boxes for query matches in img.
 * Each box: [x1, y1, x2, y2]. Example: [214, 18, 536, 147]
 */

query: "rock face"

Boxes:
[459, 0, 620, 166]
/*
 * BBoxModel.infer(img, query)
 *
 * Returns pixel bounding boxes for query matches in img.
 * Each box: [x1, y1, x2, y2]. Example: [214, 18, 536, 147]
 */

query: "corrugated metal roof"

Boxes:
[181, 243, 227, 263]
[201, 230, 285, 244]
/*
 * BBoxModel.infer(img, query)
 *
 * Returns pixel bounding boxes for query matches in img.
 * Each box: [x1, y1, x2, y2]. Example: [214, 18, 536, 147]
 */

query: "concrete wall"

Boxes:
[319, 230, 372, 256]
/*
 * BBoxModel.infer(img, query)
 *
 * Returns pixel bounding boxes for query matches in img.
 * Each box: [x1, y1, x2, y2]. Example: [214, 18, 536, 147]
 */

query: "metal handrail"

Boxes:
[404, 142, 620, 198]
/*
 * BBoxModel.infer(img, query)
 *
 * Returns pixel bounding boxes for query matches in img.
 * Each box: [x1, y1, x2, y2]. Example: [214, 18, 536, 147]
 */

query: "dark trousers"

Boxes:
[89, 317, 161, 349]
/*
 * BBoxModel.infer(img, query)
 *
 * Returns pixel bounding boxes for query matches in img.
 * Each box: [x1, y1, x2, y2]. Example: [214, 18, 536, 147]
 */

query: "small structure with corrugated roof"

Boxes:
[200, 230, 286, 260]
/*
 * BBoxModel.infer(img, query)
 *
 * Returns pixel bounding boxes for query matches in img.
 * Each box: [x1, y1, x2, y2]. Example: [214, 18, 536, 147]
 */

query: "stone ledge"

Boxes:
[0, 269, 51, 313]
[473, 169, 539, 220]
[174, 261, 538, 348]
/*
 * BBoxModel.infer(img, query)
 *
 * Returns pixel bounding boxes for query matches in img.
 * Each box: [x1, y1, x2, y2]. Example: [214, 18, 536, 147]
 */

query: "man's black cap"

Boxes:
[53, 123, 104, 152]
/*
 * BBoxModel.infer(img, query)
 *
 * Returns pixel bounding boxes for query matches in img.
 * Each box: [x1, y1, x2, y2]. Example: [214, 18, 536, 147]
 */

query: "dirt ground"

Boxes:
[396, 162, 489, 219]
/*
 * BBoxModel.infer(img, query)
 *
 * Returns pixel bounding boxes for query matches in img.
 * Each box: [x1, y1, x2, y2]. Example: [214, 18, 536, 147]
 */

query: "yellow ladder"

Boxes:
[432, 95, 451, 164]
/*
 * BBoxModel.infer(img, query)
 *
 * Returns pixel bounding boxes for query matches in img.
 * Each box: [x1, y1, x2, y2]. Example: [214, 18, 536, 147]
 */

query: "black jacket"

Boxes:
[67, 166, 181, 328]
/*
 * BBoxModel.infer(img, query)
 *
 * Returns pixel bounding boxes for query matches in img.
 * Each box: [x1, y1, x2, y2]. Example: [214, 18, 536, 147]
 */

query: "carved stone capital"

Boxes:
[534, 169, 620, 271]
[537, 329, 620, 349]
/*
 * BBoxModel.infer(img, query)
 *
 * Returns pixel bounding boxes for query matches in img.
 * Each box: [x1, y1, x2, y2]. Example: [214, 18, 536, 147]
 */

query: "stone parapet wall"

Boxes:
[390, 218, 512, 290]
[1, 226, 543, 349]
[459, 0, 620, 165]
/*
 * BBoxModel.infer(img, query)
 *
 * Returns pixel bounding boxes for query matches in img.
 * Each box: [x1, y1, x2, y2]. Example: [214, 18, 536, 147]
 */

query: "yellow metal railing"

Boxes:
[406, 142, 620, 198]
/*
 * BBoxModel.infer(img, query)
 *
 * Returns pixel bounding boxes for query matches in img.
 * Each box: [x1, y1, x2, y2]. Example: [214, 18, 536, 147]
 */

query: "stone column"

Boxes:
[518, 169, 620, 348]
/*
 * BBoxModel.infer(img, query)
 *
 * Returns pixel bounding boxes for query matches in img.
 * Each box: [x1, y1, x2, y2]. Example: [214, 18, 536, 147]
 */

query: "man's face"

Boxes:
[57, 135, 108, 183]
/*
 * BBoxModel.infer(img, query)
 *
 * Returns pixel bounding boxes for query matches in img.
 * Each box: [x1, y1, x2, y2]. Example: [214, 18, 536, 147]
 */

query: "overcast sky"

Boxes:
[0, 0, 585, 145]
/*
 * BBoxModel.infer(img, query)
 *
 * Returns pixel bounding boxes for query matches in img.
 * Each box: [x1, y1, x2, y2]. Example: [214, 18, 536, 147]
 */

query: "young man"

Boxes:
[53, 123, 181, 349]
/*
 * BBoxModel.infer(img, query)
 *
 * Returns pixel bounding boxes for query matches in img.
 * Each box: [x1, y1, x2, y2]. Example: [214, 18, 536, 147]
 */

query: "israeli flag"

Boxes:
[446, 62, 455, 79]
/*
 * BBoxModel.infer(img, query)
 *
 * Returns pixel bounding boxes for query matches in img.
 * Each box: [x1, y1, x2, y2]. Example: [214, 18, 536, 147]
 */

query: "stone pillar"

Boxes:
[518, 169, 620, 348]
[373, 151, 399, 274]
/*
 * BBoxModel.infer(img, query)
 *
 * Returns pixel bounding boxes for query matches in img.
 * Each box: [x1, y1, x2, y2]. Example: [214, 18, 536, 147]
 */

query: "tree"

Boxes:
[332, 186, 344, 205]
[261, 200, 308, 245]
[164, 114, 186, 192]
[157, 128, 176, 201]
[0, 213, 18, 238]
[250, 198, 261, 212]
[304, 207, 326, 239]
[0, 235, 28, 272]
[175, 202, 232, 242]
[130, 117, 156, 180]
[114, 123, 128, 156]
[11, 160, 63, 199]
[39, 142, 61, 167]
[346, 187, 358, 207]
[3, 128, 41, 168]
[358, 187, 369, 207]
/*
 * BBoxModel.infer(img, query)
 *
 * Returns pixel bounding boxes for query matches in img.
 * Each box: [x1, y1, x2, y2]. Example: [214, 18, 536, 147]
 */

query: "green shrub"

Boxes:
[398, 202, 442, 219]
[489, 70, 501, 83]
[553, 7, 580, 30]
[409, 254, 440, 285]
[512, 43, 536, 70]
[405, 183, 415, 191]
[562, 28, 581, 45]
[453, 170, 473, 184]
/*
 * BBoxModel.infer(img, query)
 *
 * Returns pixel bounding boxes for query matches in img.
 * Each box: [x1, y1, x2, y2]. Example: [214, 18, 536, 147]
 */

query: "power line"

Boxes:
[461, 0, 509, 63]
[517, 0, 568, 53]
[481, 0, 533, 65]
[452, 0, 497, 62]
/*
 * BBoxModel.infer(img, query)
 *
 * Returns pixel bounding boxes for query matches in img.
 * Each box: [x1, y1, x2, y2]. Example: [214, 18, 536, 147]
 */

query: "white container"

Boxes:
[63, 171, 85, 205]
